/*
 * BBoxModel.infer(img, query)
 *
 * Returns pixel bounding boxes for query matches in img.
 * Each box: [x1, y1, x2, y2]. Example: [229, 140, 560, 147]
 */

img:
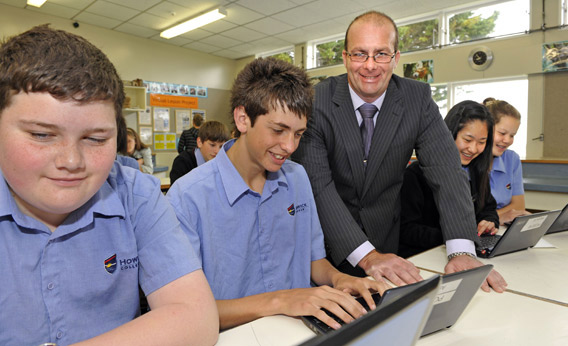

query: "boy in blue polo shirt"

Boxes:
[0, 25, 218, 345]
[167, 57, 388, 331]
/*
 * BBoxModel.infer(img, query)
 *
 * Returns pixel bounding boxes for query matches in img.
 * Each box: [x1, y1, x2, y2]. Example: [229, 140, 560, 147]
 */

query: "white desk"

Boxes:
[409, 231, 568, 305]
[216, 230, 568, 345]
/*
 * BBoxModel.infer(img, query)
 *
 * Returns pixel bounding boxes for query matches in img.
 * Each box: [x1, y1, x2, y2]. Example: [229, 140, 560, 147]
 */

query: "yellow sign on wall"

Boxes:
[149, 94, 198, 109]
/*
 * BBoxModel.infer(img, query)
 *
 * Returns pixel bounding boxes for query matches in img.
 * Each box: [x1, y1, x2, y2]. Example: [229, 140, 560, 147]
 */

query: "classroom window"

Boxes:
[447, 0, 530, 44]
[309, 35, 345, 68]
[434, 78, 528, 158]
[398, 17, 440, 53]
[259, 47, 294, 64]
[430, 84, 448, 116]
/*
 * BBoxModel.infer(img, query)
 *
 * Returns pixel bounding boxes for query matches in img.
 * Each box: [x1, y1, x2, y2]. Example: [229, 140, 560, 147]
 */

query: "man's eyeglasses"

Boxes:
[346, 52, 396, 63]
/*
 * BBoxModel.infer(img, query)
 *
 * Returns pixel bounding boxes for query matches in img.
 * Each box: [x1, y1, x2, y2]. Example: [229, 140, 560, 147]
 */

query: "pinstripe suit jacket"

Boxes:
[293, 74, 478, 266]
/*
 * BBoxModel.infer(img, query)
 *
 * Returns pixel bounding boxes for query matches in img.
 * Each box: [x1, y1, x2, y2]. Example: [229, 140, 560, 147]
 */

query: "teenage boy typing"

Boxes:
[167, 57, 389, 331]
[0, 25, 218, 345]
[170, 120, 230, 185]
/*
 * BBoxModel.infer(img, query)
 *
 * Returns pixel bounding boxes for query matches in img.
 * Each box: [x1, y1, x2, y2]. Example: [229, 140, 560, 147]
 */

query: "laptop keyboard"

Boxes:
[308, 293, 382, 333]
[478, 234, 502, 249]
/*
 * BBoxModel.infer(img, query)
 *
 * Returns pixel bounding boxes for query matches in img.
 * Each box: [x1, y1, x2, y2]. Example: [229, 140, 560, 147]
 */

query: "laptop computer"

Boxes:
[298, 275, 441, 346]
[476, 210, 561, 258]
[302, 265, 491, 337]
[546, 204, 568, 234]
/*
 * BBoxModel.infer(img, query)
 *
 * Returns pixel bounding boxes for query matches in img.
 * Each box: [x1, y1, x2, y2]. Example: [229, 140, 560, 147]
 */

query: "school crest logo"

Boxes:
[506, 183, 511, 190]
[287, 204, 295, 216]
[104, 254, 117, 274]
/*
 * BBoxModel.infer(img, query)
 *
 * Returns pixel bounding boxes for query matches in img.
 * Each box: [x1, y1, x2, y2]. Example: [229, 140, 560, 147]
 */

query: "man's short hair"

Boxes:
[230, 57, 313, 137]
[0, 25, 125, 128]
[198, 120, 230, 143]
[192, 113, 204, 127]
[344, 11, 399, 53]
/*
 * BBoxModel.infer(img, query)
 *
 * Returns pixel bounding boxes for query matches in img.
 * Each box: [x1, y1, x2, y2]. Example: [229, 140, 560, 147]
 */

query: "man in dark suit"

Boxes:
[293, 11, 506, 292]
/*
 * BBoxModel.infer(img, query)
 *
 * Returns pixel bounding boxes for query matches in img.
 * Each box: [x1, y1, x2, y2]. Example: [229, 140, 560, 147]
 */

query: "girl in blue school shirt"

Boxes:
[484, 98, 531, 225]
[399, 100, 499, 258]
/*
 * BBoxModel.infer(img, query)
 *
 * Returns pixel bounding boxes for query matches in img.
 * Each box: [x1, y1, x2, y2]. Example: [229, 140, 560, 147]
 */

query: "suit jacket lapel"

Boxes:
[362, 79, 404, 198]
[332, 76, 366, 197]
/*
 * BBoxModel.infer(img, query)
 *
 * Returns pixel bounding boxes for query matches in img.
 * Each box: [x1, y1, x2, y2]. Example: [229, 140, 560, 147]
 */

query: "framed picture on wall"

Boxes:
[191, 109, 206, 124]
[175, 109, 191, 134]
[139, 126, 153, 145]
[153, 107, 170, 132]
[138, 106, 152, 125]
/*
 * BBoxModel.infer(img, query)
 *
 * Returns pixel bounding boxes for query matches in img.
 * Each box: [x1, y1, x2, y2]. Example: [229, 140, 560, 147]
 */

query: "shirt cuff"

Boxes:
[446, 239, 476, 258]
[346, 241, 375, 267]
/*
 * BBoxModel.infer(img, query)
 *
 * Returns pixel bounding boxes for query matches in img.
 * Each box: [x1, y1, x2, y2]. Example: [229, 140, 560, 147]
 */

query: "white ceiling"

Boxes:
[1, 0, 476, 60]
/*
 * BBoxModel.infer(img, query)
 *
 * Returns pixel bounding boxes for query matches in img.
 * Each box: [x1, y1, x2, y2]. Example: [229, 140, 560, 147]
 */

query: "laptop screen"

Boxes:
[298, 275, 441, 346]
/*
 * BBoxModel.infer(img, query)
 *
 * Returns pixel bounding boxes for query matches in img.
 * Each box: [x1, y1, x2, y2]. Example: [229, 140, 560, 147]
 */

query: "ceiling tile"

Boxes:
[74, 12, 123, 29]
[198, 34, 241, 49]
[245, 17, 294, 36]
[49, 0, 94, 10]
[183, 41, 220, 53]
[85, 1, 139, 21]
[0, 0, 26, 8]
[199, 18, 236, 33]
[274, 27, 324, 44]
[146, 1, 199, 20]
[236, 0, 297, 16]
[303, 0, 364, 20]
[249, 36, 292, 53]
[221, 26, 265, 41]
[114, 23, 159, 38]
[211, 49, 244, 59]
[272, 6, 327, 27]
[26, 2, 81, 19]
[227, 42, 257, 54]
[128, 12, 173, 30]
[168, 0, 227, 9]
[223, 4, 263, 25]
[105, 0, 162, 11]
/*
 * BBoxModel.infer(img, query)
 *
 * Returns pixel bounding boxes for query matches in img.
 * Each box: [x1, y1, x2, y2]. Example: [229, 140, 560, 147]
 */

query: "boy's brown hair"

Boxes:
[230, 57, 313, 137]
[0, 25, 125, 130]
[198, 120, 230, 143]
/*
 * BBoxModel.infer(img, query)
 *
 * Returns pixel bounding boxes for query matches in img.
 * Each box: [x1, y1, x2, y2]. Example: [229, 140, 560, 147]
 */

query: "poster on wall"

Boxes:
[542, 40, 568, 72]
[153, 107, 170, 132]
[154, 132, 177, 150]
[191, 109, 206, 123]
[139, 126, 153, 145]
[138, 107, 152, 125]
[175, 109, 191, 134]
[403, 60, 434, 83]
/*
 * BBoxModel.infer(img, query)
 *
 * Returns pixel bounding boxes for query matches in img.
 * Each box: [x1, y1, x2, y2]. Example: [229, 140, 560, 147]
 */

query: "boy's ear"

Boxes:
[233, 106, 249, 135]
[196, 137, 203, 148]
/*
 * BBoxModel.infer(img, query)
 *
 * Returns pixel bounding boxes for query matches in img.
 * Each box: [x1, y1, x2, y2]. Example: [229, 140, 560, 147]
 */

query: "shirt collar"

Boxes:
[348, 84, 387, 113]
[0, 167, 125, 234]
[195, 148, 206, 166]
[492, 155, 507, 173]
[216, 139, 288, 206]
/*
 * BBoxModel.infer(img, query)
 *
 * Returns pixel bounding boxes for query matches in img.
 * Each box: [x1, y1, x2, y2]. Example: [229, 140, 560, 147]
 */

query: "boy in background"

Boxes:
[167, 57, 388, 331]
[0, 25, 218, 345]
[177, 113, 203, 153]
[170, 120, 230, 185]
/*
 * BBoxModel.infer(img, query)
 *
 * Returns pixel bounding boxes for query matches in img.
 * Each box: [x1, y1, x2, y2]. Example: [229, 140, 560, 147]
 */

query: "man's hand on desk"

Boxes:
[358, 250, 423, 287]
[445, 255, 508, 293]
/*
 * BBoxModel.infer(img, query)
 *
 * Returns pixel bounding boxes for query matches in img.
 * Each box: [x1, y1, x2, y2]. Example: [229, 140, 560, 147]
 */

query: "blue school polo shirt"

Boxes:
[490, 150, 525, 209]
[167, 139, 326, 300]
[0, 162, 200, 346]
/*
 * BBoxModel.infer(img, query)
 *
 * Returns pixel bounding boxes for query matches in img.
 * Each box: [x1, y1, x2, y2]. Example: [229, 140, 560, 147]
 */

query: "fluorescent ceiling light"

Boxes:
[27, 0, 47, 7]
[160, 8, 227, 39]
